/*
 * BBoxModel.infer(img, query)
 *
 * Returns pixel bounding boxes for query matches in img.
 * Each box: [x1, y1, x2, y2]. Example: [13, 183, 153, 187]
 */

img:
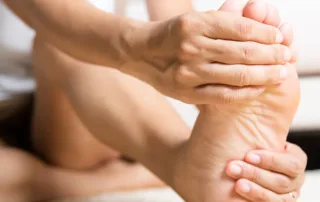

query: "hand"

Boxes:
[226, 143, 307, 201]
[123, 10, 292, 104]
[241, 0, 297, 62]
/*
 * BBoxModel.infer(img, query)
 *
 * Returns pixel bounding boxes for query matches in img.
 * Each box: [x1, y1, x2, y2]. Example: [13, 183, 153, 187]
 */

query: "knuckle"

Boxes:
[289, 158, 305, 177]
[204, 13, 223, 36]
[178, 42, 200, 61]
[240, 43, 255, 63]
[277, 176, 291, 192]
[234, 66, 249, 86]
[266, 65, 282, 83]
[250, 167, 259, 183]
[174, 66, 192, 85]
[255, 190, 269, 202]
[273, 45, 287, 64]
[243, 164, 259, 183]
[266, 26, 278, 43]
[178, 13, 202, 34]
[264, 153, 276, 171]
[234, 20, 253, 39]
[219, 91, 237, 104]
[205, 65, 217, 78]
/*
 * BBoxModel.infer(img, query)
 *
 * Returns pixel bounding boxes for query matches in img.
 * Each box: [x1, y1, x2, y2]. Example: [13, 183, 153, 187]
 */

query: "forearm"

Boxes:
[146, 0, 193, 20]
[32, 39, 190, 185]
[4, 0, 141, 68]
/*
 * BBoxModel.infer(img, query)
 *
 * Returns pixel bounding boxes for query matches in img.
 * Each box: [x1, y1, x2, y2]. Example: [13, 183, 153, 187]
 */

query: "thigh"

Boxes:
[32, 73, 121, 170]
[32, 44, 123, 170]
[31, 37, 184, 171]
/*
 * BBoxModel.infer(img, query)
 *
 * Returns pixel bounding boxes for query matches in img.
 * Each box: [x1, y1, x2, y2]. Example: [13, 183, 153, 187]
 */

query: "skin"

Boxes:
[173, 64, 300, 202]
[30, 0, 305, 201]
[4, 0, 292, 104]
[172, 2, 301, 201]
[0, 0, 306, 202]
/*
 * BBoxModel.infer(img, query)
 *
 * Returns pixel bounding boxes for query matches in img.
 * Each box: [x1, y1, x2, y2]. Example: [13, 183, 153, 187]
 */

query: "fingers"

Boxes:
[235, 179, 298, 202]
[200, 38, 292, 65]
[226, 160, 304, 194]
[201, 11, 283, 44]
[197, 63, 287, 86]
[279, 23, 294, 47]
[244, 143, 307, 178]
[194, 84, 264, 104]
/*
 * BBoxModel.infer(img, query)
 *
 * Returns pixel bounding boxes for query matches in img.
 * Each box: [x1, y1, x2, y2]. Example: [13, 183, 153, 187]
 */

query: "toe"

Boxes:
[218, 0, 247, 15]
[243, 0, 268, 23]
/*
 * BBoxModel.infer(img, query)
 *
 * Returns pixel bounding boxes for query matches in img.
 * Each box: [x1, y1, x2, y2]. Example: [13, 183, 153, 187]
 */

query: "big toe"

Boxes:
[220, 0, 281, 27]
[243, 0, 281, 27]
[218, 0, 247, 15]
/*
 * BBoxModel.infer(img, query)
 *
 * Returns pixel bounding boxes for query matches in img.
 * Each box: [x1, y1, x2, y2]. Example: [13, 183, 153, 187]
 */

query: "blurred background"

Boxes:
[1, 0, 319, 201]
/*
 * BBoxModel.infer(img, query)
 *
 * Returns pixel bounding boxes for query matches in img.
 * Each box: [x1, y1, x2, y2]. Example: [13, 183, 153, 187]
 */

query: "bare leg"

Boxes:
[0, 144, 165, 202]
[32, 65, 120, 170]
[28, 32, 192, 200]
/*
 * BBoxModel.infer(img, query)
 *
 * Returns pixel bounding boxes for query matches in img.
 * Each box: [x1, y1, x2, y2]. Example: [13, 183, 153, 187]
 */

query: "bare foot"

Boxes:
[172, 1, 300, 202]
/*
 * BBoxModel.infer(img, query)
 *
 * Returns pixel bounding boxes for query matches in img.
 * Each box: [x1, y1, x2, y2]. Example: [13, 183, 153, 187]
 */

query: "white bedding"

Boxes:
[56, 171, 320, 202]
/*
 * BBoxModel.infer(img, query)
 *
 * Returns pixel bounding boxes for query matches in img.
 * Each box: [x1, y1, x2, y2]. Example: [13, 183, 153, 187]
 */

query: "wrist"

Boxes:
[118, 19, 147, 65]
[120, 18, 177, 92]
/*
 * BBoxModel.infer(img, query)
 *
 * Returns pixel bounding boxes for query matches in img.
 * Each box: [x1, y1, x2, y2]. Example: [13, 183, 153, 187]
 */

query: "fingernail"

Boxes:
[276, 31, 283, 43]
[284, 49, 292, 62]
[230, 164, 242, 176]
[239, 182, 251, 193]
[247, 153, 261, 164]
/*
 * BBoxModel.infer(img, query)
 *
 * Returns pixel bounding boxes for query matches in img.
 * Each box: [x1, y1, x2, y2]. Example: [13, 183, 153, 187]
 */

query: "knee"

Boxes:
[0, 148, 43, 188]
